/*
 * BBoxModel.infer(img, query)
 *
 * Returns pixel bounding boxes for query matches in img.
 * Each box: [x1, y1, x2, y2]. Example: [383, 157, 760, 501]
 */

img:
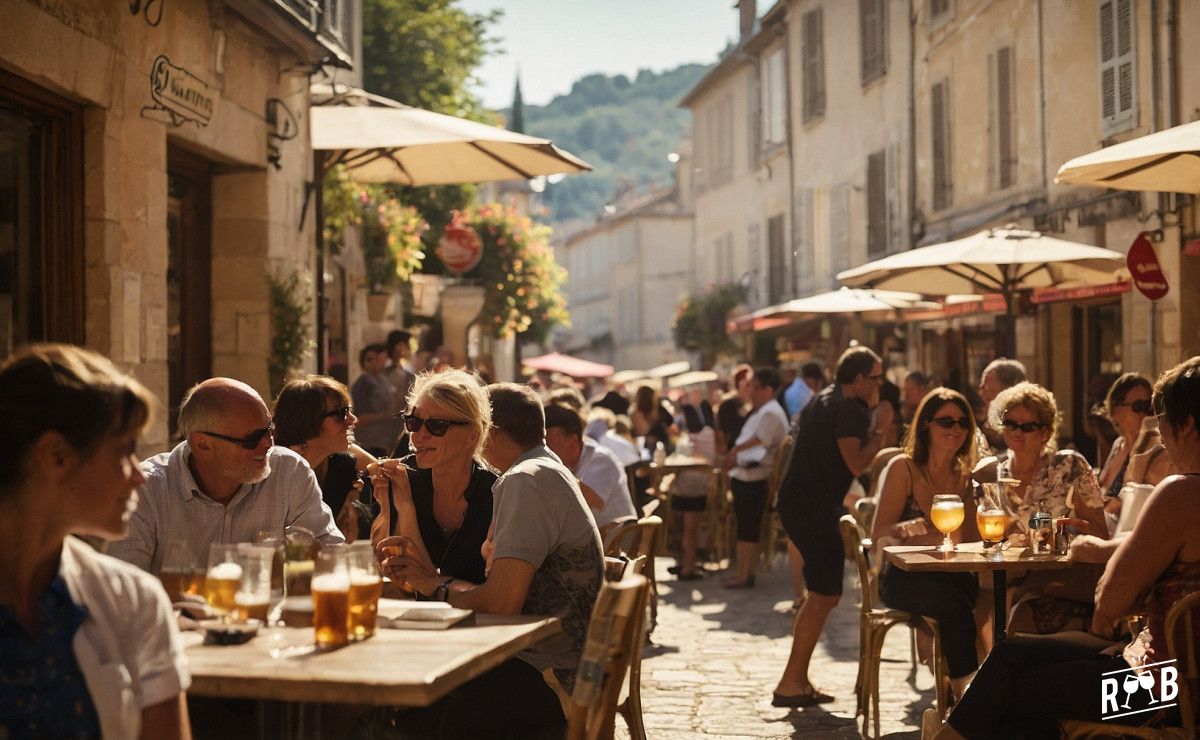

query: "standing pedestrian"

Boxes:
[772, 346, 886, 706]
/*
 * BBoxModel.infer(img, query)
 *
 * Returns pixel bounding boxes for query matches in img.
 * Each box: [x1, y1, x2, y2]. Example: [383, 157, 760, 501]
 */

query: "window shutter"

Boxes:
[1098, 0, 1136, 135]
[867, 150, 887, 258]
[860, 0, 887, 85]
[830, 184, 851, 283]
[749, 73, 761, 167]
[794, 188, 813, 295]
[803, 9, 826, 121]
[931, 79, 953, 211]
[767, 215, 786, 303]
[992, 45, 1015, 189]
[887, 142, 903, 250]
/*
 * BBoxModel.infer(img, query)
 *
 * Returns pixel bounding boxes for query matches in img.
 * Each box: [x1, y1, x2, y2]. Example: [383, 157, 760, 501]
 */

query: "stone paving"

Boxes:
[623, 557, 934, 739]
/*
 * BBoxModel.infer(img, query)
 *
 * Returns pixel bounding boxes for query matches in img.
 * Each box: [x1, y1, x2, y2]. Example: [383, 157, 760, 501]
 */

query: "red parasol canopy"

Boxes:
[521, 352, 614, 379]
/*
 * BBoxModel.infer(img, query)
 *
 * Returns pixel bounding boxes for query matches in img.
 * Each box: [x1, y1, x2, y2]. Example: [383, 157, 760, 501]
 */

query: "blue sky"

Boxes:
[457, 0, 745, 109]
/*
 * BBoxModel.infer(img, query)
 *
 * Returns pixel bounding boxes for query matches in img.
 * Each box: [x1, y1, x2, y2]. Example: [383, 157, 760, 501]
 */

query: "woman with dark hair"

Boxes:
[1098, 373, 1173, 520]
[0, 344, 191, 739]
[370, 369, 497, 590]
[872, 387, 981, 698]
[669, 404, 716, 580]
[928, 356, 1200, 739]
[273, 375, 375, 541]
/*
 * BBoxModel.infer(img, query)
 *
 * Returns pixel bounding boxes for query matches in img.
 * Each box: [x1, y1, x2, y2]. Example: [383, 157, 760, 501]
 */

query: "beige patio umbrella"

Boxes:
[310, 85, 591, 185]
[836, 226, 1128, 355]
[727, 287, 938, 332]
[1054, 119, 1200, 193]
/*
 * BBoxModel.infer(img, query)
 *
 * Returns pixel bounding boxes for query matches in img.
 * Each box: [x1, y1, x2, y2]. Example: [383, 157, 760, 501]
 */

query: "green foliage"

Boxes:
[519, 63, 713, 222]
[449, 204, 569, 343]
[672, 284, 745, 369]
[268, 271, 315, 397]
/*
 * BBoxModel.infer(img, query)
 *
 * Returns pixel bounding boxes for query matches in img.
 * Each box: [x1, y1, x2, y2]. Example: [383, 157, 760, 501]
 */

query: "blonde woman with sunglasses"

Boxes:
[273, 375, 376, 541]
[369, 369, 498, 592]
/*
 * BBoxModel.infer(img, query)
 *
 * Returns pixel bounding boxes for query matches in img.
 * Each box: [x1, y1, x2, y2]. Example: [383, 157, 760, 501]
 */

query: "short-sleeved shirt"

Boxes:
[783, 378, 814, 419]
[490, 446, 604, 692]
[779, 384, 871, 522]
[106, 443, 344, 574]
[730, 400, 790, 482]
[350, 371, 402, 452]
[576, 439, 637, 527]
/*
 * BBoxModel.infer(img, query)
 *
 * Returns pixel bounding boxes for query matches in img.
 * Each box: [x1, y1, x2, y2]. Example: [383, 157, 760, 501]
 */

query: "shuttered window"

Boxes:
[1098, 0, 1136, 135]
[762, 47, 787, 147]
[794, 188, 813, 295]
[802, 8, 826, 122]
[860, 0, 887, 85]
[989, 45, 1016, 190]
[767, 215, 786, 304]
[830, 184, 851, 280]
[931, 79, 953, 212]
[867, 150, 888, 257]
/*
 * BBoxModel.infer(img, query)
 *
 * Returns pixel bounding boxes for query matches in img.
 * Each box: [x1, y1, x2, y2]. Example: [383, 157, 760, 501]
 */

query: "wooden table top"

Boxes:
[884, 542, 1077, 573]
[185, 614, 560, 707]
[648, 455, 715, 471]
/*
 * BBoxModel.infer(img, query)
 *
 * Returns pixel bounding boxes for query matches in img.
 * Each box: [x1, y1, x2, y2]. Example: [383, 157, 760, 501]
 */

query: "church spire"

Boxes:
[509, 72, 525, 134]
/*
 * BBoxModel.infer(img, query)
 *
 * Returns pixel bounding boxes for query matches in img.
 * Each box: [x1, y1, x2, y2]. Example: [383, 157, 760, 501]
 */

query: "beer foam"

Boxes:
[312, 573, 350, 592]
[351, 573, 381, 586]
[208, 562, 243, 581]
[932, 501, 962, 509]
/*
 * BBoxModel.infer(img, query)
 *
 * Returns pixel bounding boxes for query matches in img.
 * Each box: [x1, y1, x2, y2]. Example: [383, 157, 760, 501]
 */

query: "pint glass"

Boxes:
[312, 548, 350, 649]
[347, 542, 383, 640]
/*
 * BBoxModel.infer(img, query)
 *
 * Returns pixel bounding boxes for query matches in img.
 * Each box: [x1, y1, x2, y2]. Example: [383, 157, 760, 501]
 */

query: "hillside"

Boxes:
[514, 63, 713, 224]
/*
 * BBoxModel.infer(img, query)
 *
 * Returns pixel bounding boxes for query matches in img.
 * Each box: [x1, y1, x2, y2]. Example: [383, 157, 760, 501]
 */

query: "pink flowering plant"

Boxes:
[322, 165, 428, 290]
[450, 203, 570, 342]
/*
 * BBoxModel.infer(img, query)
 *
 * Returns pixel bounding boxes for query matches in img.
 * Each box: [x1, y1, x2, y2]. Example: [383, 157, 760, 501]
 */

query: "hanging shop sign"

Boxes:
[435, 214, 484, 274]
[143, 56, 214, 127]
[1127, 232, 1169, 301]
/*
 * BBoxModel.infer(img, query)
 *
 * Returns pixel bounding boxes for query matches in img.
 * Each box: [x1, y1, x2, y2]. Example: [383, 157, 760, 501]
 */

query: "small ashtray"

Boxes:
[199, 619, 261, 645]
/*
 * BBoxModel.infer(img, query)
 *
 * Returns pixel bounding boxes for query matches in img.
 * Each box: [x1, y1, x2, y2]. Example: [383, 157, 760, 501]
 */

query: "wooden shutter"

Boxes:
[802, 9, 826, 121]
[860, 0, 887, 85]
[867, 150, 887, 257]
[767, 215, 786, 303]
[1098, 0, 1136, 135]
[794, 188, 813, 295]
[931, 79, 953, 211]
[991, 45, 1016, 190]
[830, 184, 851, 282]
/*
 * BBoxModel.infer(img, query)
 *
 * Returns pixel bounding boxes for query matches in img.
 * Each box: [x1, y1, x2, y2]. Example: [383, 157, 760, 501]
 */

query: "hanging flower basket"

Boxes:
[366, 292, 393, 322]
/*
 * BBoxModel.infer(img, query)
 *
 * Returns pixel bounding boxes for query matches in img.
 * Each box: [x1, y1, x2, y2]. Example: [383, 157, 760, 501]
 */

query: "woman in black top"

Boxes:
[371, 369, 497, 590]
[274, 375, 376, 541]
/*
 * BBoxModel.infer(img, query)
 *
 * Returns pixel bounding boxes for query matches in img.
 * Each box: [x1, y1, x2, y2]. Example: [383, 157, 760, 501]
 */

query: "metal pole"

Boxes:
[314, 150, 327, 374]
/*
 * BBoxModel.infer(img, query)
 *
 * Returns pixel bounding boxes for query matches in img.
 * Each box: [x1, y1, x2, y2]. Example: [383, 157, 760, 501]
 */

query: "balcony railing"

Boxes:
[231, 0, 354, 67]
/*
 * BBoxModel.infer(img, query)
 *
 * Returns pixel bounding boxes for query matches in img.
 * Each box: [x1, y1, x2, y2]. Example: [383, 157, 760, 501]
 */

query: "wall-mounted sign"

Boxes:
[143, 56, 214, 127]
[1127, 232, 1169, 301]
[436, 214, 483, 274]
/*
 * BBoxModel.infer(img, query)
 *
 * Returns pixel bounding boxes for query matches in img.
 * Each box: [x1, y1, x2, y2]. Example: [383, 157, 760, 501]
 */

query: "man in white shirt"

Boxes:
[107, 378, 343, 575]
[544, 403, 638, 527]
[722, 366, 790, 588]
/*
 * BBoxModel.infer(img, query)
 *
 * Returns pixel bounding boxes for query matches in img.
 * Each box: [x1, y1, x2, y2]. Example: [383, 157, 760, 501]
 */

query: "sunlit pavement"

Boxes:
[624, 557, 932, 739]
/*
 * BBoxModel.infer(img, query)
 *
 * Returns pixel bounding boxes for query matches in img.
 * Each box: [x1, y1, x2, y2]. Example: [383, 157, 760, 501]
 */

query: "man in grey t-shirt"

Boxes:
[381, 382, 602, 734]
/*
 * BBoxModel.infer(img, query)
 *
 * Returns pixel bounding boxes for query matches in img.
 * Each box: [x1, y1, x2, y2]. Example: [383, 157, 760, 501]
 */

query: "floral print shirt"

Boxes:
[998, 449, 1103, 528]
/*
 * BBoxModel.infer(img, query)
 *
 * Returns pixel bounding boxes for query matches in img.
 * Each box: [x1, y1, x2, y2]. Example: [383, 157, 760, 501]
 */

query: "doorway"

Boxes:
[166, 145, 213, 435]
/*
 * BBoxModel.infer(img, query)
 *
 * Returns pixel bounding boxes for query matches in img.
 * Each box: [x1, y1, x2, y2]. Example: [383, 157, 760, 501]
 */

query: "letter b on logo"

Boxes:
[1160, 666, 1179, 702]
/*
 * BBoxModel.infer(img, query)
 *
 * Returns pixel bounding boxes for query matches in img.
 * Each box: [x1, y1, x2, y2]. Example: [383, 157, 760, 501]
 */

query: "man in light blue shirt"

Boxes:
[784, 362, 826, 420]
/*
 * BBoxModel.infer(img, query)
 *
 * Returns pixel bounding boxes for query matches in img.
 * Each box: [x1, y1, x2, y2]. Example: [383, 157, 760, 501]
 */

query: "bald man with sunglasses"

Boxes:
[108, 378, 343, 575]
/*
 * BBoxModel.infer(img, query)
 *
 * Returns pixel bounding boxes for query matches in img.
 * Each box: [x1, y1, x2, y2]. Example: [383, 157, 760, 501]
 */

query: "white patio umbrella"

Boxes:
[1055, 119, 1200, 193]
[646, 361, 691, 380]
[310, 85, 591, 185]
[836, 226, 1128, 355]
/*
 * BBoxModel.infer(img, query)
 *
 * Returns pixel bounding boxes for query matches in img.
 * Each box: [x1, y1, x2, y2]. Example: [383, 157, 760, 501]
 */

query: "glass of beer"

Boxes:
[931, 494, 965, 552]
[976, 483, 1013, 561]
[283, 526, 316, 597]
[232, 545, 274, 623]
[159, 540, 199, 603]
[347, 542, 383, 641]
[312, 547, 351, 649]
[205, 544, 243, 618]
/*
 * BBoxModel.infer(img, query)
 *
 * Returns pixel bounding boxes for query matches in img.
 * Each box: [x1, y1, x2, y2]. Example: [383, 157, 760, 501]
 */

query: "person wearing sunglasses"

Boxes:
[1098, 373, 1173, 508]
[107, 377, 344, 575]
[872, 388, 982, 700]
[273, 376, 376, 542]
[370, 369, 497, 590]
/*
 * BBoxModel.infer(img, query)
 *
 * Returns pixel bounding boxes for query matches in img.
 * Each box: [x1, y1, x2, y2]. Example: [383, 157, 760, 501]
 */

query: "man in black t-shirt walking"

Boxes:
[771, 346, 887, 707]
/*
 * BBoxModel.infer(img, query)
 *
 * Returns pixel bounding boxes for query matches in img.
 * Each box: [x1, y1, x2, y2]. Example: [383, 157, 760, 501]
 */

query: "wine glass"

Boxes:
[931, 494, 965, 552]
[976, 483, 1013, 561]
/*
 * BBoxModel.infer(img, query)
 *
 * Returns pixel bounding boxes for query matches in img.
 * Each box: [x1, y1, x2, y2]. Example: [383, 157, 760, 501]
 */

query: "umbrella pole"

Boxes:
[1000, 290, 1018, 358]
[314, 149, 327, 374]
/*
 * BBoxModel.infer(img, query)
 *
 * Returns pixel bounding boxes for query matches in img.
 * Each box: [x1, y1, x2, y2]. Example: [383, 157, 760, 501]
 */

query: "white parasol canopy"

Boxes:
[668, 370, 720, 389]
[310, 85, 591, 185]
[1055, 119, 1200, 193]
[727, 287, 938, 333]
[646, 361, 691, 379]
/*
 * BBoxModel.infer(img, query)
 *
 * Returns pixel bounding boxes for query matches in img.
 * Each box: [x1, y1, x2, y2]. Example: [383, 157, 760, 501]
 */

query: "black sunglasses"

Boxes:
[323, 405, 353, 423]
[929, 416, 972, 430]
[1001, 418, 1047, 434]
[200, 424, 274, 450]
[400, 414, 469, 437]
[1114, 399, 1152, 415]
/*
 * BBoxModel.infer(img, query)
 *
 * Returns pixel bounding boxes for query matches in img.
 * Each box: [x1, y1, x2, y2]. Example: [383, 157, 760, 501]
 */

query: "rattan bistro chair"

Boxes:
[566, 573, 651, 740]
[758, 436, 794, 571]
[604, 516, 663, 635]
[839, 515, 948, 738]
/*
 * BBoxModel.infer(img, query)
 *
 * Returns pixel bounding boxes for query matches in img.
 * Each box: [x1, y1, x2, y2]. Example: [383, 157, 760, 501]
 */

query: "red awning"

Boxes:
[521, 352, 614, 378]
[1029, 280, 1130, 304]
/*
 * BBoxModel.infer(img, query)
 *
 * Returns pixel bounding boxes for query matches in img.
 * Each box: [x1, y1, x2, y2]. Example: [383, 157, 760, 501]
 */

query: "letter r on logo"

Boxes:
[1101, 677, 1120, 714]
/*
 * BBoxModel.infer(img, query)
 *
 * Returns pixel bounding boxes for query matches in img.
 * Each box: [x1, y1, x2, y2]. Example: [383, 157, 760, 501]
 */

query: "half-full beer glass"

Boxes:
[312, 548, 350, 649]
[233, 544, 274, 622]
[206, 544, 243, 617]
[347, 542, 383, 641]
[931, 494, 965, 552]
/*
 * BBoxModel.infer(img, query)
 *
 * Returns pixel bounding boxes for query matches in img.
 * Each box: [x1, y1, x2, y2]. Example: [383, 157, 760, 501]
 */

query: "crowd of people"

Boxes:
[1, 336, 1197, 738]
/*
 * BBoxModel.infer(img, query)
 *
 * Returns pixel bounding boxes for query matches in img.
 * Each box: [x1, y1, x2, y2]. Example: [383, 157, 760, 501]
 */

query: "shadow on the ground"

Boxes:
[640, 641, 681, 659]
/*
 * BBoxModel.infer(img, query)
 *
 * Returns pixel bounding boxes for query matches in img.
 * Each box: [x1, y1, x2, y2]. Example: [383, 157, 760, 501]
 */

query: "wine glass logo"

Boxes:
[1120, 671, 1158, 709]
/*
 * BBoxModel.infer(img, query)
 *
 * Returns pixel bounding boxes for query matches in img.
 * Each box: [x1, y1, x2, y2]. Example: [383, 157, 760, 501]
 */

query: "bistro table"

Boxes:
[185, 613, 560, 707]
[884, 542, 1077, 643]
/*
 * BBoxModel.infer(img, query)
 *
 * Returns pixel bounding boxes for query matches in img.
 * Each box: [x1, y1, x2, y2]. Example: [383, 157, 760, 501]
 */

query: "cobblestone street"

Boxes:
[629, 558, 932, 739]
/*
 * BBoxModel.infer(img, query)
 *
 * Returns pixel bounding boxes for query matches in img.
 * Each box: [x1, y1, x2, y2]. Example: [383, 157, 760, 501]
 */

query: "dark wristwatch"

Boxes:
[433, 576, 454, 602]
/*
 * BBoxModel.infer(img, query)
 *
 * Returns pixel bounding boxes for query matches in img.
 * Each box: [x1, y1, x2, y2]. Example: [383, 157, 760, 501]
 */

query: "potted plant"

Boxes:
[361, 196, 428, 321]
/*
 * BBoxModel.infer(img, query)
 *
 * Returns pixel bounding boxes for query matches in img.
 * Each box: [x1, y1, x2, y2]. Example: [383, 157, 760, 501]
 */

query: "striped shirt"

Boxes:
[106, 443, 343, 574]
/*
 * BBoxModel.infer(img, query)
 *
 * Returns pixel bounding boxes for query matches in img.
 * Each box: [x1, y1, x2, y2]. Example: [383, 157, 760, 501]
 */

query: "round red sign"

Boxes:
[1127, 232, 1169, 301]
[436, 214, 484, 274]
